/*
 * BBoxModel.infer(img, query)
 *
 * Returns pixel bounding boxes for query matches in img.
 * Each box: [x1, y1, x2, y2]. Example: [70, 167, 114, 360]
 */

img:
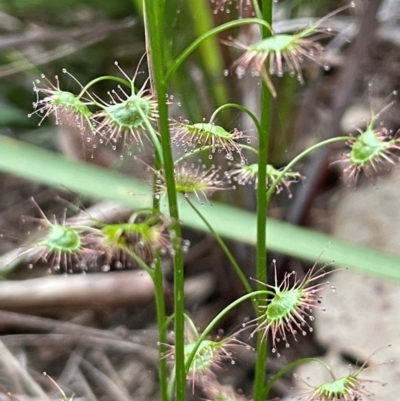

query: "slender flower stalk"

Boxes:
[252, 1, 272, 399]
[294, 358, 388, 401]
[186, 198, 252, 294]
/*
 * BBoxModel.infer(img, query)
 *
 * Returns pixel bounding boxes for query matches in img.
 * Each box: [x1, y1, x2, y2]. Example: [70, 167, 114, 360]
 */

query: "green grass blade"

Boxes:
[0, 136, 399, 281]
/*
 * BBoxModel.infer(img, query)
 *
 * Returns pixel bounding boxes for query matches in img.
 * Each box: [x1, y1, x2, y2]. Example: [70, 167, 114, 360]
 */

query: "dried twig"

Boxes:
[0, 271, 155, 310]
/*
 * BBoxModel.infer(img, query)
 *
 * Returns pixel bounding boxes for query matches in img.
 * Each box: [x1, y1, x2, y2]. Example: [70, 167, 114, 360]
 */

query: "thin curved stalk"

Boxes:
[165, 18, 272, 83]
[209, 103, 262, 135]
[263, 357, 332, 399]
[77, 76, 131, 99]
[266, 136, 354, 201]
[137, 106, 163, 164]
[184, 290, 273, 375]
[124, 248, 153, 277]
[186, 198, 252, 294]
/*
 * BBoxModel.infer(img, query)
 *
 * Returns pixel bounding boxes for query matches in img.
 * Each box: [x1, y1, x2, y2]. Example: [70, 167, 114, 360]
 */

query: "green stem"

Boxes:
[137, 106, 163, 163]
[150, 72, 168, 401]
[165, 18, 272, 83]
[123, 248, 153, 277]
[266, 136, 354, 201]
[253, 2, 273, 401]
[153, 256, 169, 401]
[167, 368, 176, 400]
[186, 198, 252, 294]
[263, 357, 332, 400]
[76, 76, 131, 99]
[142, 3, 168, 401]
[144, 2, 186, 401]
[209, 103, 262, 135]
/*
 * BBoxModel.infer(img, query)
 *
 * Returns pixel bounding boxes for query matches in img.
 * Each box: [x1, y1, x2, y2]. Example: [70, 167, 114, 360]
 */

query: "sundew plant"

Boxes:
[0, 0, 398, 400]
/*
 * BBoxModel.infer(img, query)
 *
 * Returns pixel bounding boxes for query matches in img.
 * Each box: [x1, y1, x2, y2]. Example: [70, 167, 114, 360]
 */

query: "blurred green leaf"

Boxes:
[0, 135, 399, 281]
[0, 103, 29, 127]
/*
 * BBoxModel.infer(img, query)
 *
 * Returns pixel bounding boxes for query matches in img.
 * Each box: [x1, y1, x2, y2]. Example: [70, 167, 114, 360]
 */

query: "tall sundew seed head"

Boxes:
[228, 163, 301, 196]
[178, 334, 244, 386]
[310, 375, 362, 401]
[156, 162, 228, 204]
[91, 61, 159, 147]
[30, 74, 93, 130]
[35, 223, 86, 272]
[341, 119, 400, 185]
[228, 31, 324, 95]
[92, 90, 159, 147]
[98, 218, 171, 263]
[165, 339, 216, 386]
[164, 318, 247, 390]
[29, 219, 92, 272]
[43, 224, 82, 252]
[228, 163, 258, 186]
[294, 366, 381, 401]
[171, 119, 245, 162]
[251, 262, 333, 356]
[224, 4, 354, 94]
[184, 340, 218, 376]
